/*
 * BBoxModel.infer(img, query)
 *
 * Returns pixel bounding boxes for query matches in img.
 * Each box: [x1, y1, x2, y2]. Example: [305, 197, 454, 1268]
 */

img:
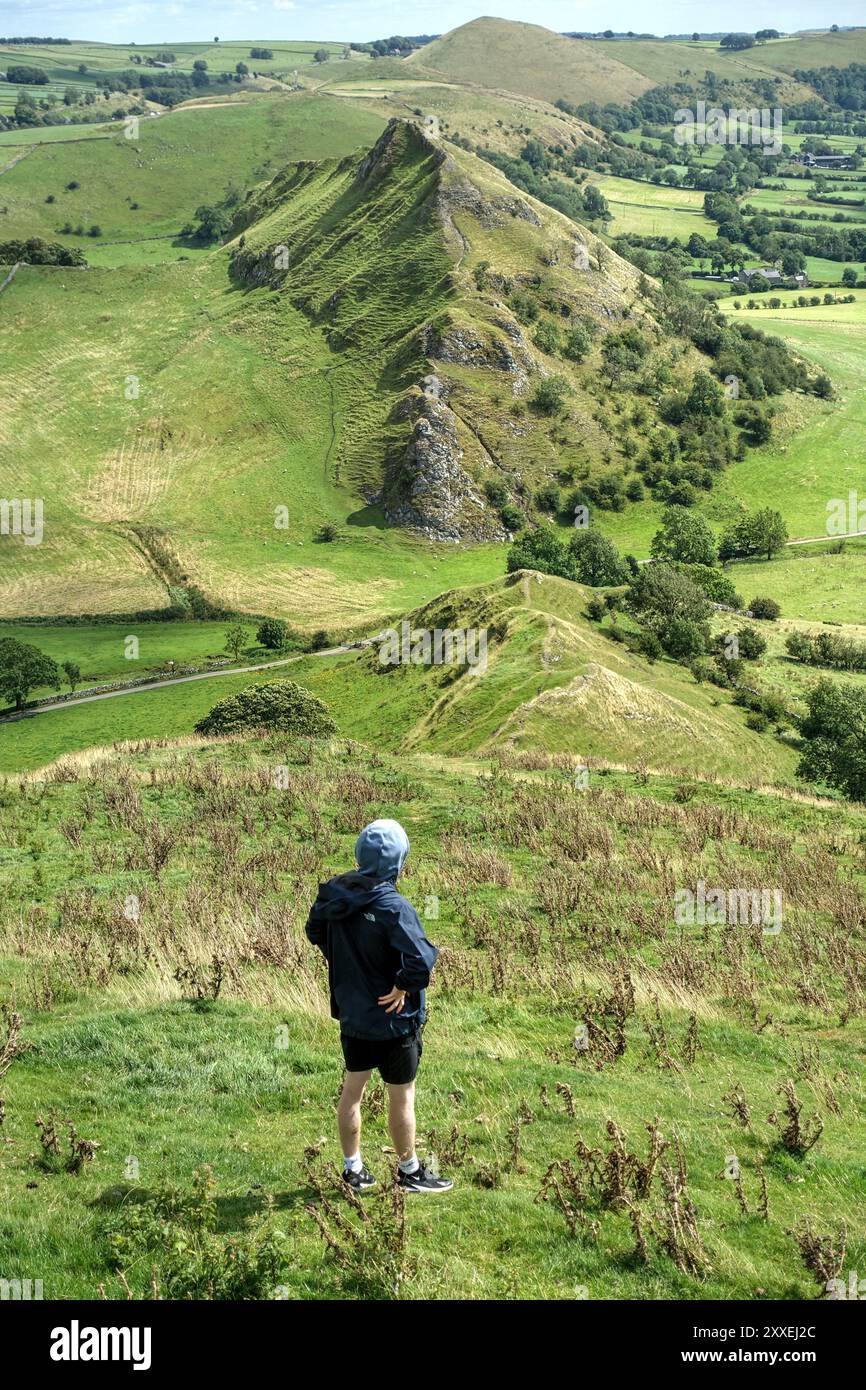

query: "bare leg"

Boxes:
[338, 1069, 372, 1159]
[387, 1080, 416, 1164]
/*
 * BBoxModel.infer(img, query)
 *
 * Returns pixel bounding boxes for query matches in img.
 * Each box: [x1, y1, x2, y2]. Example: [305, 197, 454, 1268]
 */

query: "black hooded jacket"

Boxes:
[305, 872, 439, 1041]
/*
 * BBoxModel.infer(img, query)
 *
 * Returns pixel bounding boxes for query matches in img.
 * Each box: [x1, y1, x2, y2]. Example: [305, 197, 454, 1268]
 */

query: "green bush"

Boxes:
[257, 619, 290, 651]
[500, 503, 524, 532]
[507, 524, 576, 579]
[531, 375, 570, 415]
[749, 596, 781, 621]
[736, 626, 767, 660]
[195, 680, 336, 737]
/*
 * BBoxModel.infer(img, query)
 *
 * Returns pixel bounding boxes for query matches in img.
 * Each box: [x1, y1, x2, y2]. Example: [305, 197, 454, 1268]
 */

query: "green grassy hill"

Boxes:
[0, 570, 801, 786]
[0, 92, 387, 262]
[409, 18, 654, 106]
[591, 29, 866, 95]
[0, 116, 732, 628]
[1, 732, 863, 1299]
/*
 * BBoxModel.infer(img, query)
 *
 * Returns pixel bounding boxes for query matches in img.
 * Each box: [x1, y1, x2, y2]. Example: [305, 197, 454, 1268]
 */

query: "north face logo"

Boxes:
[364, 912, 376, 922]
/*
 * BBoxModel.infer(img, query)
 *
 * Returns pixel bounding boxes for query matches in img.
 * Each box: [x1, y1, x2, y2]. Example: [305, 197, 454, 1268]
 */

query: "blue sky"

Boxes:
[0, 1, 859, 45]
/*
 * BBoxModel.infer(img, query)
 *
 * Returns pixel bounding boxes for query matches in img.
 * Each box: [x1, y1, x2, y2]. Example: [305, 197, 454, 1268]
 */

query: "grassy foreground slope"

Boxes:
[408, 18, 653, 106]
[1, 735, 863, 1299]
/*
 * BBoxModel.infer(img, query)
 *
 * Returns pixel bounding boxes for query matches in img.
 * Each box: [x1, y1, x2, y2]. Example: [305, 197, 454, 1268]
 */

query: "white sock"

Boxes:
[399, 1154, 420, 1175]
[343, 1153, 363, 1173]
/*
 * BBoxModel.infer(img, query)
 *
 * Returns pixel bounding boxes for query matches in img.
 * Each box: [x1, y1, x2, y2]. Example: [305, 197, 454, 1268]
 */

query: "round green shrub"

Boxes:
[195, 680, 336, 737]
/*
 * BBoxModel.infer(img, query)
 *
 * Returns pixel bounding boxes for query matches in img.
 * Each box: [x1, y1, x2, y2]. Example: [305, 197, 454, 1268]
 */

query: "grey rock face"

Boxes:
[382, 395, 507, 543]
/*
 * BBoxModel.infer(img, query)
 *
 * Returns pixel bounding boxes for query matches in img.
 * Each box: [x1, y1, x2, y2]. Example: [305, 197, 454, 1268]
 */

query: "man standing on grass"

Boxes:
[305, 818, 453, 1195]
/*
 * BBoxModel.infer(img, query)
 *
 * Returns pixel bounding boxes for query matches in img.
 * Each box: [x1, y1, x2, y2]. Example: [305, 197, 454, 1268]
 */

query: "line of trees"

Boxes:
[786, 629, 866, 672]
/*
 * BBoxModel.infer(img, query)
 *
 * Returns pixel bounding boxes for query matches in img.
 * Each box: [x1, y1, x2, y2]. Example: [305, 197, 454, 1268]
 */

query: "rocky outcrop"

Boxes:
[382, 394, 507, 543]
[423, 318, 532, 378]
[436, 175, 541, 231]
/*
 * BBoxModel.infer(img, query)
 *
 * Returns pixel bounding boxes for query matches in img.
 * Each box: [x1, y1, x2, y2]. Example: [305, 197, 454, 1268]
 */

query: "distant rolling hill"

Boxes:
[407, 17, 654, 106]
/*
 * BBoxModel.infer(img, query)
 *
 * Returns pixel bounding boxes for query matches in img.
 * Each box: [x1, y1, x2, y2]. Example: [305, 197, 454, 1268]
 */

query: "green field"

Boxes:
[593, 29, 866, 93]
[588, 172, 717, 241]
[0, 93, 387, 261]
[0, 38, 360, 112]
[713, 296, 866, 545]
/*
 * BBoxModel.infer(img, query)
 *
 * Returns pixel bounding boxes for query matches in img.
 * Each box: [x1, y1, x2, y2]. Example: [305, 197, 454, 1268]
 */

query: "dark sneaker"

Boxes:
[342, 1164, 376, 1192]
[397, 1163, 454, 1194]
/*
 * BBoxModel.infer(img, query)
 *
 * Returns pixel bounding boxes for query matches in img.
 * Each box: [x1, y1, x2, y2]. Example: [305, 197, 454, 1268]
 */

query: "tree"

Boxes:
[842, 267, 857, 287]
[651, 506, 717, 566]
[530, 375, 570, 415]
[736, 626, 766, 660]
[685, 370, 724, 421]
[235, 61, 249, 76]
[7, 64, 49, 83]
[600, 327, 648, 386]
[735, 404, 772, 445]
[506, 524, 576, 580]
[569, 529, 628, 586]
[797, 679, 866, 801]
[0, 639, 60, 710]
[257, 618, 289, 651]
[719, 509, 788, 561]
[750, 508, 788, 560]
[563, 323, 591, 362]
[195, 680, 336, 738]
[187, 203, 231, 242]
[661, 616, 706, 661]
[14, 89, 39, 125]
[813, 374, 833, 399]
[224, 625, 248, 661]
[678, 563, 742, 609]
[61, 660, 81, 692]
[314, 49, 330, 64]
[720, 34, 756, 51]
[627, 564, 711, 630]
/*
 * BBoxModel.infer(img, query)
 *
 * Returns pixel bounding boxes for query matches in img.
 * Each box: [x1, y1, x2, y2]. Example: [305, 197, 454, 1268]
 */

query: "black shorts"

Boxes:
[340, 1028, 423, 1084]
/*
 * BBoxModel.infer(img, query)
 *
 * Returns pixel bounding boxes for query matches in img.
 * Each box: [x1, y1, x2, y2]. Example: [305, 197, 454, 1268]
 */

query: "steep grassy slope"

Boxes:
[408, 19, 653, 106]
[1, 736, 864, 1299]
